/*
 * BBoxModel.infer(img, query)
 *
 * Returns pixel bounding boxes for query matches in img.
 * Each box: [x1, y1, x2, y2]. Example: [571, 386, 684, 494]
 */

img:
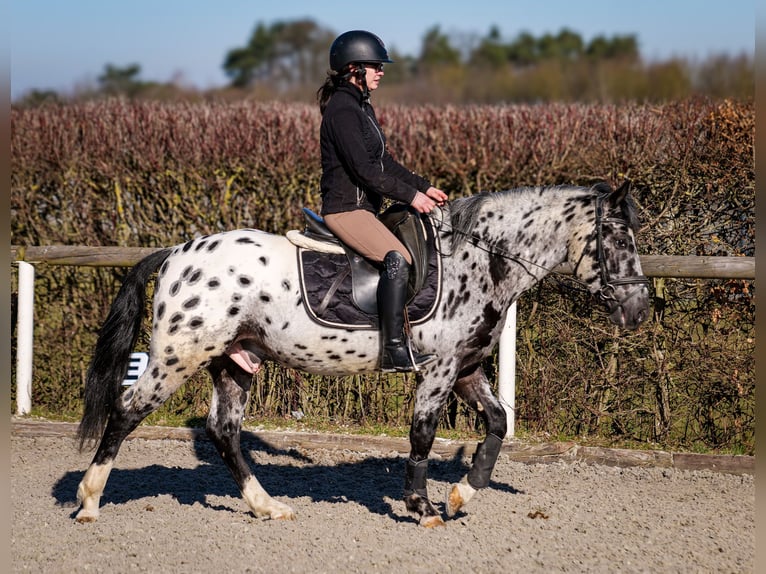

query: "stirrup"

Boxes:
[380, 344, 436, 373]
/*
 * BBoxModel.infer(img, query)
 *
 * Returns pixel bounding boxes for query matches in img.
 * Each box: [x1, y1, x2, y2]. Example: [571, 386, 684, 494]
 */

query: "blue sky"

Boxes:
[10, 0, 756, 101]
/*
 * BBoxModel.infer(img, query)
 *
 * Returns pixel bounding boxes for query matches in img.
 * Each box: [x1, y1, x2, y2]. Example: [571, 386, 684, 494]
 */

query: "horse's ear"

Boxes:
[612, 179, 631, 204]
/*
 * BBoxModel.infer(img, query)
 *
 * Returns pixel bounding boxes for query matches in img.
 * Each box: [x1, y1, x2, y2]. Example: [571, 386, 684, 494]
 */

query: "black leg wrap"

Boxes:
[466, 433, 504, 489]
[403, 457, 429, 499]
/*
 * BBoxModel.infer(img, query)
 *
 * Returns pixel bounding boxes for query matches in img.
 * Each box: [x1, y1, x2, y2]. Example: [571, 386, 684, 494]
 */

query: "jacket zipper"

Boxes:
[358, 110, 385, 207]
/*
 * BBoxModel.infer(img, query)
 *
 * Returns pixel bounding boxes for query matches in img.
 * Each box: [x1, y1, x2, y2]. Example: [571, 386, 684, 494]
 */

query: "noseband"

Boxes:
[592, 193, 649, 306]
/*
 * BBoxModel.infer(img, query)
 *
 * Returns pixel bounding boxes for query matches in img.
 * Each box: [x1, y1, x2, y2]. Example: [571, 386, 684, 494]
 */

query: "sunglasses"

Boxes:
[362, 62, 385, 73]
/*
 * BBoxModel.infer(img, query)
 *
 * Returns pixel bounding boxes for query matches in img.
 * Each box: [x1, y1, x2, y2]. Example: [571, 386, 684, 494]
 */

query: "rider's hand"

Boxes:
[410, 187, 447, 214]
[425, 186, 448, 205]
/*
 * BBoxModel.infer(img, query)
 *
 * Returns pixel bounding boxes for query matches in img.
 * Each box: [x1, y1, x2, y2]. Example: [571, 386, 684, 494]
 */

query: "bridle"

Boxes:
[590, 193, 649, 306]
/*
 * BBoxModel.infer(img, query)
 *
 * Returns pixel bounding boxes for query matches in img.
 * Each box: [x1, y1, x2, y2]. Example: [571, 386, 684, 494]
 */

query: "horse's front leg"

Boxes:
[445, 363, 507, 518]
[404, 370, 456, 528]
[206, 356, 295, 521]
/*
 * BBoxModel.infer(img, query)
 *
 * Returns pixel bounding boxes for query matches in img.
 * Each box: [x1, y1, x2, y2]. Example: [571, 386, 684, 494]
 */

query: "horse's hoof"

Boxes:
[272, 510, 296, 521]
[75, 510, 99, 523]
[445, 480, 476, 518]
[420, 515, 446, 528]
[446, 484, 464, 517]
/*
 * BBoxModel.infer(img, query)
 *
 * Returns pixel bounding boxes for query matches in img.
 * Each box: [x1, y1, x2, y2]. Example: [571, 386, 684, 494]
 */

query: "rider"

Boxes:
[316, 30, 448, 372]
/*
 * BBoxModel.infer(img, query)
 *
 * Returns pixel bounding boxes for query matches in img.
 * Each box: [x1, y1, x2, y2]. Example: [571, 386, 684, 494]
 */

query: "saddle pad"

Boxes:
[297, 237, 442, 330]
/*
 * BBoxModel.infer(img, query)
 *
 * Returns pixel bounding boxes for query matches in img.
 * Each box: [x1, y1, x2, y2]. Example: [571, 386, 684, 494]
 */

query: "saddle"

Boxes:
[287, 205, 440, 329]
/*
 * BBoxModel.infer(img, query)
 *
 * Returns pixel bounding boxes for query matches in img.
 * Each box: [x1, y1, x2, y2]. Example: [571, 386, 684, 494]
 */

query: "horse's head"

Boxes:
[570, 181, 650, 330]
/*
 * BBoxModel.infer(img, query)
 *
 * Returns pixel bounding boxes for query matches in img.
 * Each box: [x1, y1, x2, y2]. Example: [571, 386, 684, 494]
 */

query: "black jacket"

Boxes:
[319, 84, 431, 216]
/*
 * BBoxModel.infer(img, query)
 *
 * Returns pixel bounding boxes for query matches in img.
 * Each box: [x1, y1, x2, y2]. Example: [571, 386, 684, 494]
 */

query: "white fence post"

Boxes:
[15, 261, 35, 415]
[497, 301, 517, 438]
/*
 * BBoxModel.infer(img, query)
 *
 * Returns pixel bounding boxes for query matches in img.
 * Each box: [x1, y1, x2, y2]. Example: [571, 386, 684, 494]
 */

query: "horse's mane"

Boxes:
[446, 183, 641, 252]
[446, 191, 494, 252]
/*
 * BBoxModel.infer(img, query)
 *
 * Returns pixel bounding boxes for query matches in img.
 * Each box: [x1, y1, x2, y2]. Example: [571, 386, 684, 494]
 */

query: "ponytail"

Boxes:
[316, 64, 368, 114]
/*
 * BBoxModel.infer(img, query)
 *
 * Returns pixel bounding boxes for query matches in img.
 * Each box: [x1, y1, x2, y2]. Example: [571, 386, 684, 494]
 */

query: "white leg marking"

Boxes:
[241, 476, 295, 520]
[445, 476, 477, 518]
[75, 461, 114, 523]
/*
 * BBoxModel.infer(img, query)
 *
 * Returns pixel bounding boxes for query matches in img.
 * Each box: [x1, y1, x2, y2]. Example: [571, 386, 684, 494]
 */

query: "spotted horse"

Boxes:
[75, 181, 650, 527]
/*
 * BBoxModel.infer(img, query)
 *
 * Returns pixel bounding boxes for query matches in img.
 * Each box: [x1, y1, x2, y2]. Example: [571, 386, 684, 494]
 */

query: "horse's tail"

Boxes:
[77, 248, 172, 451]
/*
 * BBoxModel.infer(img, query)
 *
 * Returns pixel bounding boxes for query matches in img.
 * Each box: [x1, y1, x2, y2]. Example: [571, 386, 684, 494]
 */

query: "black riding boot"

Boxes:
[378, 251, 436, 372]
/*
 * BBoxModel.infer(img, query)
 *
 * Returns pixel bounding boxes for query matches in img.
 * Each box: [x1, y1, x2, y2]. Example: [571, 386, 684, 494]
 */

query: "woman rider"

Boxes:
[316, 30, 448, 372]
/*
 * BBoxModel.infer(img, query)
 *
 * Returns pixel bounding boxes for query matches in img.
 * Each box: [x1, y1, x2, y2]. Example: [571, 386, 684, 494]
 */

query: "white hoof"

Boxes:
[446, 478, 476, 517]
[75, 508, 100, 523]
[420, 514, 446, 528]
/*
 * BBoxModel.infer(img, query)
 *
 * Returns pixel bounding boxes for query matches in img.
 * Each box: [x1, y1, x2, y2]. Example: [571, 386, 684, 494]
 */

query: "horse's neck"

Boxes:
[493, 191, 573, 272]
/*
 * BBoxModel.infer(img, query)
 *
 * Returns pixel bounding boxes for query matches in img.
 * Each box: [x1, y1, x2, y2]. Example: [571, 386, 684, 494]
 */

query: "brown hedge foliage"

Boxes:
[10, 98, 754, 453]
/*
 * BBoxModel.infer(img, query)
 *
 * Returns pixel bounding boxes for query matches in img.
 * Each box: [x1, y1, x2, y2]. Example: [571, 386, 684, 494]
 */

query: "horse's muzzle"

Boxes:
[605, 284, 650, 330]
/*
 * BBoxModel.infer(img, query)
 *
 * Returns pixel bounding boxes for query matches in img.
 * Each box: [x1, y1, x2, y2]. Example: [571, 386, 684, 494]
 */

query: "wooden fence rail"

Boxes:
[9, 245, 757, 279]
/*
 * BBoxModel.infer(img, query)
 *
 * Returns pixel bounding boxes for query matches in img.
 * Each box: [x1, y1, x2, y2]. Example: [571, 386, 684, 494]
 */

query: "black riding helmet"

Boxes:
[329, 30, 394, 72]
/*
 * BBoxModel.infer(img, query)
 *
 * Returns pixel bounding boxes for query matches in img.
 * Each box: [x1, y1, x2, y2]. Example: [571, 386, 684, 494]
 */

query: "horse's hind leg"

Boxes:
[445, 364, 507, 518]
[76, 367, 189, 522]
[206, 356, 295, 521]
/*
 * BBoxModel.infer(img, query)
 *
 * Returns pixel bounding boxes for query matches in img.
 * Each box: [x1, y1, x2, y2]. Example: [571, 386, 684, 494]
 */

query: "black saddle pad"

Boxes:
[297, 234, 442, 330]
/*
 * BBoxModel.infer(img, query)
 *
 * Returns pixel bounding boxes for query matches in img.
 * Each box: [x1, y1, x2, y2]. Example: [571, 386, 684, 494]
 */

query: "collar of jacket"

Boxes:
[336, 83, 369, 108]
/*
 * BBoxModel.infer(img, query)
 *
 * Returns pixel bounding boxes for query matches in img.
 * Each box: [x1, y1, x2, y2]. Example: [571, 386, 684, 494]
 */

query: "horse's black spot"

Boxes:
[188, 269, 203, 285]
[188, 317, 204, 329]
[282, 280, 291, 291]
[345, 349, 356, 354]
[182, 296, 200, 310]
[282, 322, 289, 330]
[169, 312, 184, 324]
[123, 388, 134, 401]
[236, 236, 257, 244]
[228, 306, 240, 316]
[182, 241, 194, 252]
[164, 346, 174, 354]
[489, 238, 510, 285]
[157, 302, 166, 319]
[181, 266, 192, 279]
[328, 354, 341, 360]
[259, 256, 268, 265]
[321, 335, 338, 340]
[194, 240, 207, 252]
[204, 345, 215, 351]
[265, 317, 272, 324]
[168, 325, 179, 335]
[207, 278, 221, 289]
[295, 344, 307, 350]
[166, 357, 179, 366]
[238, 275, 253, 287]
[206, 240, 220, 252]
[154, 382, 162, 391]
[151, 367, 160, 378]
[232, 293, 242, 302]
[175, 367, 187, 373]
[259, 292, 271, 302]
[169, 281, 181, 296]
[159, 261, 169, 277]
